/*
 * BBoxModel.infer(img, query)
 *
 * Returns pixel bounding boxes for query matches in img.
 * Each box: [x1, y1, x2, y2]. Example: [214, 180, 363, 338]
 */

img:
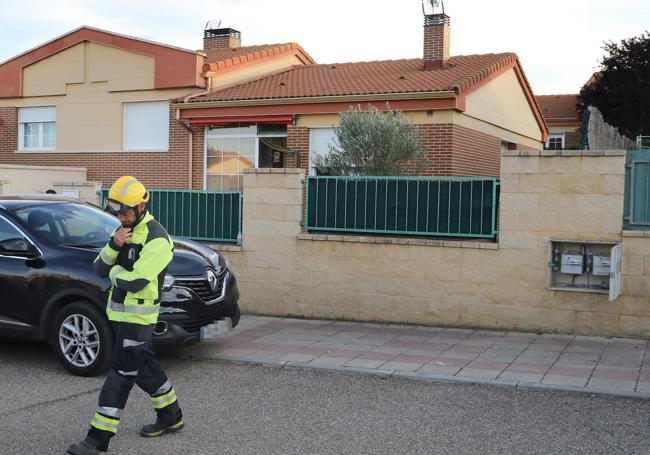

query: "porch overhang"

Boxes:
[188, 114, 294, 127]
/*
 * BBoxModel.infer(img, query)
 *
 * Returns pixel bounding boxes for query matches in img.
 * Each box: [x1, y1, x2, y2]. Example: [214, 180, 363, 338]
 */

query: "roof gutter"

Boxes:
[171, 90, 458, 109]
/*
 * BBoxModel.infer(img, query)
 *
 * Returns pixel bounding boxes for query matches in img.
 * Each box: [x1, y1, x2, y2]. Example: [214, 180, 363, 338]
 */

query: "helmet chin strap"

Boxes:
[122, 205, 147, 229]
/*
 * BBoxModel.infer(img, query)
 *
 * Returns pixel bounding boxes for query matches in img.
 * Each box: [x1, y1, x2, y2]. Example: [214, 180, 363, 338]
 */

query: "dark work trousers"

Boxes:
[86, 322, 182, 451]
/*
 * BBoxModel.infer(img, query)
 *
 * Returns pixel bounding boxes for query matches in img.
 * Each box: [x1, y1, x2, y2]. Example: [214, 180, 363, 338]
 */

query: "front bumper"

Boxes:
[152, 271, 240, 350]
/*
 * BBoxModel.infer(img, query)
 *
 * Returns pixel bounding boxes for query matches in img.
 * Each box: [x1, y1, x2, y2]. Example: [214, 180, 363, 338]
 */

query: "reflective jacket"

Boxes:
[94, 212, 173, 325]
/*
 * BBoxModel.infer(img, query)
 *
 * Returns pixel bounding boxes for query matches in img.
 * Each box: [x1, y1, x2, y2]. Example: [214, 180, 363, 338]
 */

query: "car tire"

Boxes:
[51, 301, 114, 377]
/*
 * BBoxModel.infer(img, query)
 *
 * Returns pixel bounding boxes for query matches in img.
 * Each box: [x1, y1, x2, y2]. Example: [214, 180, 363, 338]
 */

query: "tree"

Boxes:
[578, 32, 650, 138]
[314, 106, 426, 176]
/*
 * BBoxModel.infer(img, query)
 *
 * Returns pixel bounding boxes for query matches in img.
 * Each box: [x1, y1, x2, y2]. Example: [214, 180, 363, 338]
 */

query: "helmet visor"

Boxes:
[104, 199, 131, 216]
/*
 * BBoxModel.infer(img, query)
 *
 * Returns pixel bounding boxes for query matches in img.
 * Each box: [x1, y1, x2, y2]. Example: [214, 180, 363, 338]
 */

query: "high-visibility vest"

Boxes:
[94, 212, 173, 325]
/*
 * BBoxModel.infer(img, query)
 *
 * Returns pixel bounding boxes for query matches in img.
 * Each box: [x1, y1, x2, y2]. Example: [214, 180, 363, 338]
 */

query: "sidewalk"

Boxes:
[185, 315, 650, 400]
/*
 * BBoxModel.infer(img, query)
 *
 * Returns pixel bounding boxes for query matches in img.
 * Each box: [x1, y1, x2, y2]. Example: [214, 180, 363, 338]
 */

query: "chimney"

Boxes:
[203, 27, 241, 51]
[423, 14, 450, 70]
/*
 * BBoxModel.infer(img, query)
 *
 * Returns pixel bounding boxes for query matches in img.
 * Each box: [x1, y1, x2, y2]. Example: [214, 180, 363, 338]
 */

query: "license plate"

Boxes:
[199, 318, 232, 340]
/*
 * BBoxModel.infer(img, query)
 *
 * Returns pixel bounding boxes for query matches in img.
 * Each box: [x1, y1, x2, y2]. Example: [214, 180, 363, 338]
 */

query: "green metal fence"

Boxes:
[303, 176, 500, 239]
[100, 189, 242, 243]
[624, 149, 650, 231]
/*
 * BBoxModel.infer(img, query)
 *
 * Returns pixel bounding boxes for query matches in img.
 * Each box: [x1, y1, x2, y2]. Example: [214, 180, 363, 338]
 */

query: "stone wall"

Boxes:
[222, 150, 650, 337]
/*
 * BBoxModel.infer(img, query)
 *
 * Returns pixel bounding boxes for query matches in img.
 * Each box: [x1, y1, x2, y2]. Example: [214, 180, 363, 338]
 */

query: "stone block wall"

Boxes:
[222, 150, 649, 337]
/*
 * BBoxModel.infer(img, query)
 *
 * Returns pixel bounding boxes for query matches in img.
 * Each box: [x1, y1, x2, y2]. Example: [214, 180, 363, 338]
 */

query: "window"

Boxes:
[10, 203, 119, 246]
[124, 101, 169, 151]
[309, 128, 338, 176]
[205, 125, 256, 191]
[545, 133, 565, 150]
[18, 106, 56, 151]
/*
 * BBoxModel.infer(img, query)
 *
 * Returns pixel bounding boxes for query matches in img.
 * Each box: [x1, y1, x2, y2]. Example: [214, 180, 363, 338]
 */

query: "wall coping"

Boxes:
[0, 163, 88, 172]
[622, 230, 650, 238]
[297, 232, 499, 249]
[53, 181, 101, 187]
[203, 242, 242, 252]
[501, 150, 626, 157]
[244, 168, 305, 175]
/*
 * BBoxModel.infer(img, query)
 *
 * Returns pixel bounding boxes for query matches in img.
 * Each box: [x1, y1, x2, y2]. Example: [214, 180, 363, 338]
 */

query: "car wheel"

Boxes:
[51, 301, 114, 377]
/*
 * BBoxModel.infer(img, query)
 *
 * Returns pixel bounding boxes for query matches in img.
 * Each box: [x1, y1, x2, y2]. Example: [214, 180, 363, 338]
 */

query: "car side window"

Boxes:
[0, 216, 28, 244]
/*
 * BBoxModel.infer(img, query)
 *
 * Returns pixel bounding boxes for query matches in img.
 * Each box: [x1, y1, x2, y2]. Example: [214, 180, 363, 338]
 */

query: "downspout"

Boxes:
[177, 73, 215, 190]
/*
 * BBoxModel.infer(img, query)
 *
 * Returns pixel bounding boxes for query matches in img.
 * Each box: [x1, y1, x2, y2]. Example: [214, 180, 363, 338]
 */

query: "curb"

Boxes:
[186, 354, 650, 401]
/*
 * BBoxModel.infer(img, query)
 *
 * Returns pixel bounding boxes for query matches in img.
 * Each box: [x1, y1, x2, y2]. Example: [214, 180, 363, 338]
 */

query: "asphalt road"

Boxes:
[1, 339, 650, 455]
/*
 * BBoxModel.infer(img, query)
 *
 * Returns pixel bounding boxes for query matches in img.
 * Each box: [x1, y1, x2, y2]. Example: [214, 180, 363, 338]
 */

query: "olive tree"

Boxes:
[314, 106, 426, 176]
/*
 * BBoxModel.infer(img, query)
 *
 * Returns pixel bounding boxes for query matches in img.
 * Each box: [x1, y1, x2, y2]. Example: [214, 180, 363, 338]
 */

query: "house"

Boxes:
[535, 94, 581, 150]
[0, 26, 314, 190]
[174, 12, 548, 190]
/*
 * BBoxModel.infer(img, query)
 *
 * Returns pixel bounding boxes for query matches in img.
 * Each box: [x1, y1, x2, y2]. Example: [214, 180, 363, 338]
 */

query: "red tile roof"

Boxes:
[535, 94, 579, 120]
[188, 53, 519, 103]
[203, 43, 315, 71]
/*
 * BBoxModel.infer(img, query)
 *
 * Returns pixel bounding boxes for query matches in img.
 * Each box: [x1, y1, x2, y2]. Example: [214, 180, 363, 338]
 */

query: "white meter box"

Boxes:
[549, 240, 621, 300]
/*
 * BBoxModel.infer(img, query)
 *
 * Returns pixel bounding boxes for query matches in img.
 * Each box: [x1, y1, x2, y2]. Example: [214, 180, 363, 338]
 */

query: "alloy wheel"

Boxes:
[58, 314, 100, 368]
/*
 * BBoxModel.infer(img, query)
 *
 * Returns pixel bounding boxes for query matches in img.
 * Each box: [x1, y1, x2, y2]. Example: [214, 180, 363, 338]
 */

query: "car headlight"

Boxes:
[162, 273, 175, 292]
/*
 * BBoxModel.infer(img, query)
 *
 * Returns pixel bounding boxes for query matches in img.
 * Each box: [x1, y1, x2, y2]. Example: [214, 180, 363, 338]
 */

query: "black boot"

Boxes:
[66, 440, 105, 454]
[140, 416, 184, 437]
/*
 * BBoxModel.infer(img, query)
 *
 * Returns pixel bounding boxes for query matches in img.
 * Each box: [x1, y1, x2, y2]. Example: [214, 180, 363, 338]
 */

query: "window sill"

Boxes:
[622, 230, 650, 238]
[17, 148, 56, 153]
[297, 232, 499, 249]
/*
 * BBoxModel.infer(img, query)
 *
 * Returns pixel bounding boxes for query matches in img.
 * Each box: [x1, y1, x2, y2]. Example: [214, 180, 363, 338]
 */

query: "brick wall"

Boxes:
[0, 107, 18, 158]
[0, 106, 197, 190]
[287, 126, 309, 171]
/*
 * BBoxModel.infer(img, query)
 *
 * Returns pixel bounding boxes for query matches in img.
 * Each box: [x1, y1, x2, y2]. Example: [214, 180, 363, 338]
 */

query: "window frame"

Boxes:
[17, 106, 57, 152]
[0, 214, 43, 260]
[123, 100, 170, 152]
[546, 133, 565, 150]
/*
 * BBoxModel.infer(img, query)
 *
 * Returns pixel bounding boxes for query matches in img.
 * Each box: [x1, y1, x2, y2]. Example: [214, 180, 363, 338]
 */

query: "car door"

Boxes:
[0, 212, 43, 328]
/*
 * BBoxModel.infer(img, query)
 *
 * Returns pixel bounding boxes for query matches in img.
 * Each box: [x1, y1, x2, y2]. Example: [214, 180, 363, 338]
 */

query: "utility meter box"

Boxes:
[560, 253, 584, 274]
[593, 255, 611, 276]
[549, 240, 622, 300]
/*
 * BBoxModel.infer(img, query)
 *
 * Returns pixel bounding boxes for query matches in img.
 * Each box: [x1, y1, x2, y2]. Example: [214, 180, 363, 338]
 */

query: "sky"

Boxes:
[0, 0, 648, 95]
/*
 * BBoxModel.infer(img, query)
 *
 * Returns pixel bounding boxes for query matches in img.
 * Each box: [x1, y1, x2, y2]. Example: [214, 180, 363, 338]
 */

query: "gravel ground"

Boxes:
[1, 339, 649, 455]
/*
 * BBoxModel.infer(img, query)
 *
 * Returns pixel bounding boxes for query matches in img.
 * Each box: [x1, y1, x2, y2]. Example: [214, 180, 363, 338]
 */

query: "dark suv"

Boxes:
[0, 195, 240, 376]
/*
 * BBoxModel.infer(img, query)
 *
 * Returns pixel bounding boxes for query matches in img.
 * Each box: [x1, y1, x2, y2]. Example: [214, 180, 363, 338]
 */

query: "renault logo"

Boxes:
[206, 269, 218, 292]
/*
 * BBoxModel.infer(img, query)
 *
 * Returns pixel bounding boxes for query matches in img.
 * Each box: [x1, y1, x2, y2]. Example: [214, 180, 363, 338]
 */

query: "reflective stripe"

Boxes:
[153, 380, 173, 396]
[91, 413, 120, 434]
[109, 301, 160, 315]
[97, 406, 122, 418]
[117, 369, 139, 377]
[109, 265, 127, 281]
[123, 339, 146, 348]
[99, 249, 117, 265]
[150, 388, 177, 410]
[120, 178, 139, 198]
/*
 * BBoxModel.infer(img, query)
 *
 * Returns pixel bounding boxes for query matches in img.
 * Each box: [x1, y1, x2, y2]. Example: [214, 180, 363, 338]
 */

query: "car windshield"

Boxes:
[9, 202, 120, 247]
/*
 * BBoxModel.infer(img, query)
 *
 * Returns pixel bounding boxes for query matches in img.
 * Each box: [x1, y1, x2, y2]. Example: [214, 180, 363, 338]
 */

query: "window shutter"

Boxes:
[124, 101, 169, 150]
[18, 106, 56, 123]
[309, 128, 337, 175]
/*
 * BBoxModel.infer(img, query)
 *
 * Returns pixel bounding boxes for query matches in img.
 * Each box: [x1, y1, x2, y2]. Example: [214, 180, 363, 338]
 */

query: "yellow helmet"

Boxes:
[105, 176, 149, 214]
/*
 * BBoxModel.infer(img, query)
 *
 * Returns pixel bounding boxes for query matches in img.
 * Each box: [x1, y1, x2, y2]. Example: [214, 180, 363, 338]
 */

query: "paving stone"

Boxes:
[278, 353, 319, 363]
[357, 351, 398, 361]
[636, 382, 650, 393]
[308, 356, 353, 367]
[587, 378, 636, 392]
[591, 368, 639, 381]
[439, 351, 480, 360]
[466, 360, 509, 371]
[344, 358, 386, 369]
[429, 357, 471, 368]
[457, 368, 502, 379]
[448, 345, 486, 354]
[542, 375, 588, 387]
[547, 365, 594, 377]
[507, 363, 550, 374]
[416, 364, 462, 376]
[381, 361, 425, 372]
[498, 371, 543, 383]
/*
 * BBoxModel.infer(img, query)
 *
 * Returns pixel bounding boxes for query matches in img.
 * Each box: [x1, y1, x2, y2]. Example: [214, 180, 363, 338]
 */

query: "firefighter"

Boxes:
[67, 176, 183, 455]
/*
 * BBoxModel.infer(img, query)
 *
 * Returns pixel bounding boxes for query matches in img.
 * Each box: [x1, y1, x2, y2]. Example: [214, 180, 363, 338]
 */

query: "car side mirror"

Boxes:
[0, 237, 39, 257]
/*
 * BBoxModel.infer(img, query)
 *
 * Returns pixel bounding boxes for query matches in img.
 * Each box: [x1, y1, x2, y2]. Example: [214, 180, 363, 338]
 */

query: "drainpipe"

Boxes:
[176, 72, 215, 189]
